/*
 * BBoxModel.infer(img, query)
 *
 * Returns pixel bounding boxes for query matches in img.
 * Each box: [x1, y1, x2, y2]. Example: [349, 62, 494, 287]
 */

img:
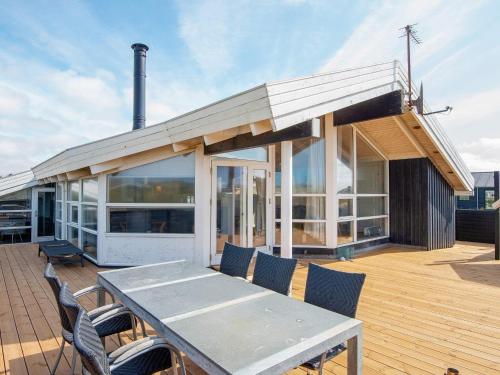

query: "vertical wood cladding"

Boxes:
[390, 158, 455, 250]
[456, 210, 495, 243]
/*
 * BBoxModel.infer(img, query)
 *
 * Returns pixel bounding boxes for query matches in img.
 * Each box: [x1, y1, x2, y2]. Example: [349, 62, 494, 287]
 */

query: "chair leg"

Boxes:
[139, 318, 147, 337]
[71, 344, 77, 375]
[131, 314, 137, 341]
[318, 352, 327, 375]
[50, 338, 65, 375]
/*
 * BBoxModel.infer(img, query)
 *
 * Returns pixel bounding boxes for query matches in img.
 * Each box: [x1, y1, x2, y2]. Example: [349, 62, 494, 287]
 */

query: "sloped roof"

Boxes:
[0, 170, 37, 197]
[28, 60, 472, 192]
[473, 172, 494, 188]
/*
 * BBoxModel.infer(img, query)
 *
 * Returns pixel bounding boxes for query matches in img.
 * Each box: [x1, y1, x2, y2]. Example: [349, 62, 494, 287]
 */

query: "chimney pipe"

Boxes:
[131, 43, 149, 130]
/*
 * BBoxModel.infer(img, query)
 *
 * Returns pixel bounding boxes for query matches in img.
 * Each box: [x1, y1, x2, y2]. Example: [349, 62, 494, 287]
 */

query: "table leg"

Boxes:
[97, 287, 105, 307]
[347, 329, 362, 375]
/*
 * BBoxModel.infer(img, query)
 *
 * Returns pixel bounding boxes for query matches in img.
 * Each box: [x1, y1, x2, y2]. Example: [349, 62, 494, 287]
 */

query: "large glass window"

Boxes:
[485, 190, 495, 209]
[356, 136, 385, 194]
[108, 208, 194, 233]
[337, 126, 354, 194]
[108, 153, 195, 204]
[107, 152, 196, 234]
[335, 127, 388, 246]
[292, 132, 326, 246]
[0, 189, 32, 244]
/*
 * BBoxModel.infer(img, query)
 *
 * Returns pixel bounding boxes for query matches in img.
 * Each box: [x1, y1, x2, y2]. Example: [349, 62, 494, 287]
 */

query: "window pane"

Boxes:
[275, 196, 281, 219]
[0, 227, 31, 244]
[67, 181, 79, 201]
[56, 183, 63, 200]
[253, 169, 267, 247]
[71, 206, 78, 224]
[337, 126, 353, 194]
[292, 222, 326, 245]
[357, 217, 387, 240]
[337, 221, 353, 245]
[0, 189, 31, 210]
[292, 135, 325, 194]
[356, 135, 385, 194]
[67, 225, 78, 247]
[56, 202, 62, 220]
[216, 147, 268, 162]
[82, 205, 97, 230]
[485, 190, 495, 209]
[108, 153, 195, 203]
[0, 212, 31, 228]
[55, 222, 61, 239]
[108, 208, 194, 234]
[82, 231, 97, 259]
[292, 196, 325, 220]
[357, 197, 386, 217]
[275, 143, 281, 194]
[274, 222, 281, 246]
[338, 198, 353, 217]
[82, 178, 98, 202]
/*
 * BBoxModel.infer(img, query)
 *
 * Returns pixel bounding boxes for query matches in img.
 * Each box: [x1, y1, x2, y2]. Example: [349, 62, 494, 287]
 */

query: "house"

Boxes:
[0, 60, 473, 266]
[456, 171, 497, 210]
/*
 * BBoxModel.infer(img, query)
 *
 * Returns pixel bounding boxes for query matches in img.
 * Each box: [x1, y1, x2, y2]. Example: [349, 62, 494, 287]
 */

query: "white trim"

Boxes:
[0, 209, 32, 213]
[0, 226, 31, 231]
[356, 215, 388, 221]
[104, 232, 196, 238]
[105, 202, 195, 208]
[280, 141, 293, 258]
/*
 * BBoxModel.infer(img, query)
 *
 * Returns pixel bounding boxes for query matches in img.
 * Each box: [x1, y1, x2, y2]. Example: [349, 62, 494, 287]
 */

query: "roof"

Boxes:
[25, 60, 472, 192]
[472, 172, 494, 188]
[0, 170, 37, 197]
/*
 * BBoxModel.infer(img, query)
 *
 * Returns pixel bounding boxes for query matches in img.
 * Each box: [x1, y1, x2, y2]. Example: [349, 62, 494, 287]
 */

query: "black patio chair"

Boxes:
[301, 263, 366, 374]
[252, 252, 297, 295]
[219, 242, 255, 279]
[60, 283, 186, 375]
[44, 263, 145, 374]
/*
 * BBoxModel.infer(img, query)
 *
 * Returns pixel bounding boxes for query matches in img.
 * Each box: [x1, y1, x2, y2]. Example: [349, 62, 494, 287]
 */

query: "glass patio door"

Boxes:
[211, 160, 271, 265]
[32, 188, 55, 242]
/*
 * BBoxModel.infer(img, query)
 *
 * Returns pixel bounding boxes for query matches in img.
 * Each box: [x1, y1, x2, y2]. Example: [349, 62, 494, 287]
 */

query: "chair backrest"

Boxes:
[59, 282, 81, 331]
[44, 263, 72, 333]
[72, 306, 110, 375]
[304, 263, 366, 318]
[252, 252, 297, 295]
[219, 242, 255, 278]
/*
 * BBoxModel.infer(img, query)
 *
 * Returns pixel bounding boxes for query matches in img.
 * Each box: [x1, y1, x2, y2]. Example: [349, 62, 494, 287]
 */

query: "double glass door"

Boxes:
[211, 160, 271, 264]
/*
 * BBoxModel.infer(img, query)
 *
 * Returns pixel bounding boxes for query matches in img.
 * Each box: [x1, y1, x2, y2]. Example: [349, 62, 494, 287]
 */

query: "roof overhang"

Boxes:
[30, 61, 472, 192]
[0, 170, 38, 198]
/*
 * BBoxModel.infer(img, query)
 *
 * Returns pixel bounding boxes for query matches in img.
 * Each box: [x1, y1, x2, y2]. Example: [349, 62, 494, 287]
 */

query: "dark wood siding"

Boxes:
[389, 158, 455, 250]
[456, 210, 495, 243]
[427, 162, 455, 249]
[389, 158, 428, 247]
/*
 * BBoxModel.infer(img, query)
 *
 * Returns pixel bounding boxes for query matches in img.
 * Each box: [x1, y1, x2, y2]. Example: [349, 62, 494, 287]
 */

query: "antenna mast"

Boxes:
[401, 24, 421, 107]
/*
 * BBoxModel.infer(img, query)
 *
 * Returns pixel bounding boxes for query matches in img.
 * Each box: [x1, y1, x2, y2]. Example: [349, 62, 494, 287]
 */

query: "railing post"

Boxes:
[495, 171, 499, 260]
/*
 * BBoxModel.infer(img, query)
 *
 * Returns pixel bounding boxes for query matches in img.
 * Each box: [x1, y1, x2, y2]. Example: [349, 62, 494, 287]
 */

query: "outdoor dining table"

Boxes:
[97, 260, 363, 375]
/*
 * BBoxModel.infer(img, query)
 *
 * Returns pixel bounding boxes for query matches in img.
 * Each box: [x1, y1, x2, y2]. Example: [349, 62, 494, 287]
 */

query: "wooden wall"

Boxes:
[456, 210, 495, 243]
[389, 158, 455, 250]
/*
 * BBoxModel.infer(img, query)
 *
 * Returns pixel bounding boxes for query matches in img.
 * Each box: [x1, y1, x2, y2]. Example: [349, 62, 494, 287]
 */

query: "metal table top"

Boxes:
[98, 260, 362, 375]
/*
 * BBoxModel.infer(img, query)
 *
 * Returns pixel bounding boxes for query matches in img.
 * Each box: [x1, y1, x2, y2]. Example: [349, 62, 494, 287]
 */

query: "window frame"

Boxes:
[335, 126, 389, 247]
[105, 151, 196, 236]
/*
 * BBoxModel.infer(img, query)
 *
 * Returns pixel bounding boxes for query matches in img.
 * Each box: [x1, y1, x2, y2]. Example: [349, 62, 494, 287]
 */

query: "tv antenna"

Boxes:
[400, 24, 452, 116]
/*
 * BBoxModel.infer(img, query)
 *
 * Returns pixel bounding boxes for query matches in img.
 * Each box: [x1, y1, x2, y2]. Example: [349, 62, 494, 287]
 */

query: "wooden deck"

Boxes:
[0, 242, 499, 374]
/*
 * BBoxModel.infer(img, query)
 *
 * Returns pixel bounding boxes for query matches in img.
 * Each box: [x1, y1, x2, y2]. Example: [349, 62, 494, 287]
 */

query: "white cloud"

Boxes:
[319, 0, 482, 72]
[458, 138, 500, 172]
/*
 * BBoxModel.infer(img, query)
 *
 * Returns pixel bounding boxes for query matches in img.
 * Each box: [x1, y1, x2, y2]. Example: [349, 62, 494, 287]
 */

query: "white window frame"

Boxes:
[55, 183, 64, 240]
[65, 180, 80, 247]
[105, 151, 196, 236]
[335, 126, 390, 247]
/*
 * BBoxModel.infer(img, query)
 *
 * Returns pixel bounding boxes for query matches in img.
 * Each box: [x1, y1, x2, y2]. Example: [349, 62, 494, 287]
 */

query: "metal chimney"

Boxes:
[131, 43, 149, 130]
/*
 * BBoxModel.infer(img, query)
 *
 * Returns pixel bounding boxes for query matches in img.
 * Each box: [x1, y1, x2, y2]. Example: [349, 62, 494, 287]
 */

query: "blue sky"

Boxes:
[0, 0, 499, 174]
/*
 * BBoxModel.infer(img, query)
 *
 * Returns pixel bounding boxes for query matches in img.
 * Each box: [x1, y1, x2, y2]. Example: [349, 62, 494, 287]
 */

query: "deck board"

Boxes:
[0, 241, 499, 374]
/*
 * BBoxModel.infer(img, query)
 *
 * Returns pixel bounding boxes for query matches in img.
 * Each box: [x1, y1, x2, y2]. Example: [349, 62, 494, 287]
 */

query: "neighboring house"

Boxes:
[455, 171, 498, 244]
[0, 61, 473, 266]
[456, 172, 496, 210]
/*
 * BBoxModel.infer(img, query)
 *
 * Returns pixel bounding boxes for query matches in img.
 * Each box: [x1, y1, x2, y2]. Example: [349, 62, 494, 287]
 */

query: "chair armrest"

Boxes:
[73, 284, 116, 303]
